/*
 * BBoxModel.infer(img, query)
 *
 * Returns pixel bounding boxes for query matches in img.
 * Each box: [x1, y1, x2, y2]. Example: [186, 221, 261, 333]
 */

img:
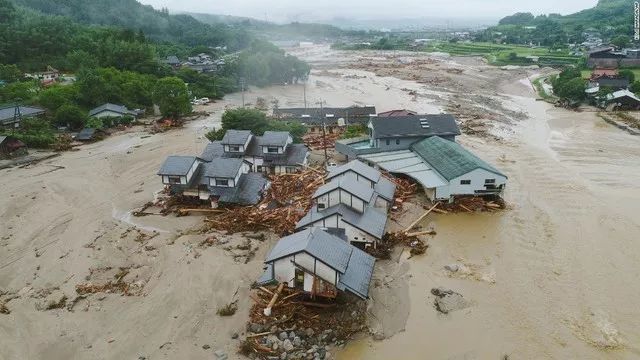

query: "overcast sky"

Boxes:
[139, 0, 598, 24]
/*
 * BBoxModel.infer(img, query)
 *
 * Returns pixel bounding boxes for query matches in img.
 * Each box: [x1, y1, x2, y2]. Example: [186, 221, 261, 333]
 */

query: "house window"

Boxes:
[267, 146, 279, 153]
[285, 167, 296, 174]
[317, 203, 326, 210]
[460, 180, 471, 185]
[257, 165, 263, 172]
[216, 179, 229, 186]
[229, 145, 240, 152]
[485, 179, 496, 184]
[167, 176, 181, 184]
[385, 139, 390, 146]
[395, 139, 400, 145]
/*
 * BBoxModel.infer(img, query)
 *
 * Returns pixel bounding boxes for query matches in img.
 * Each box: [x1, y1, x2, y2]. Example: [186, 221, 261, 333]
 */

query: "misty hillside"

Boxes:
[9, 0, 251, 49]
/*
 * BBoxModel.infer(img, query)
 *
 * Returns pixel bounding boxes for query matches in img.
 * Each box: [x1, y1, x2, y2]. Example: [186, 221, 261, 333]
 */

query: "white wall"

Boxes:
[271, 253, 338, 290]
[94, 110, 127, 119]
[273, 257, 295, 286]
[344, 223, 377, 244]
[435, 168, 507, 199]
[185, 160, 199, 183]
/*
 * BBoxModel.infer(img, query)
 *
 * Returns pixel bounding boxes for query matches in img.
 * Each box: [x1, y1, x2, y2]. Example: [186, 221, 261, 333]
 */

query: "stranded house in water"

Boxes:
[157, 129, 309, 207]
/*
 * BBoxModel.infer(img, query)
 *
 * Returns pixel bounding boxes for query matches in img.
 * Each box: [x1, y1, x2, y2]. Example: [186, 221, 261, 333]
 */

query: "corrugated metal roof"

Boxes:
[221, 130, 252, 145]
[157, 156, 198, 176]
[265, 228, 352, 273]
[313, 175, 375, 203]
[88, 103, 136, 117]
[370, 114, 460, 138]
[411, 136, 506, 181]
[358, 150, 448, 188]
[326, 160, 381, 183]
[0, 105, 45, 123]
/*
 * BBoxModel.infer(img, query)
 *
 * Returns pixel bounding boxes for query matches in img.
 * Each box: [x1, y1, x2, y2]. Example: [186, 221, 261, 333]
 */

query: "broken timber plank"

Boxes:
[404, 202, 440, 232]
[263, 283, 285, 316]
[406, 230, 436, 237]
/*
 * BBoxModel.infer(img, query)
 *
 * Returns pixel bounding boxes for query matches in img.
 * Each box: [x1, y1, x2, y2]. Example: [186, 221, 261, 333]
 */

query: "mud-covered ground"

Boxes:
[1, 45, 639, 360]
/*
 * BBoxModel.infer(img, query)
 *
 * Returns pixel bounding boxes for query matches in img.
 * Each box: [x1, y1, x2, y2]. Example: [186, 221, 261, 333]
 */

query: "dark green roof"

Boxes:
[411, 136, 506, 181]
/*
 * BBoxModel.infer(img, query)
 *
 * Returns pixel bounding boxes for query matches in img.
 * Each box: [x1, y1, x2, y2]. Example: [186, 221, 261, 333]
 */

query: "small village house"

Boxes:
[89, 103, 138, 119]
[157, 155, 268, 207]
[336, 113, 460, 160]
[200, 129, 309, 174]
[0, 135, 27, 158]
[257, 227, 375, 300]
[0, 105, 46, 129]
[359, 136, 507, 201]
[600, 90, 640, 110]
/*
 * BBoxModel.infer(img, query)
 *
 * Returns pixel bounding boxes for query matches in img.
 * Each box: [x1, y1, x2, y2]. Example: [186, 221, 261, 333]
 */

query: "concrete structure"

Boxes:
[257, 227, 375, 300]
[200, 129, 309, 175]
[336, 114, 460, 160]
[359, 136, 507, 201]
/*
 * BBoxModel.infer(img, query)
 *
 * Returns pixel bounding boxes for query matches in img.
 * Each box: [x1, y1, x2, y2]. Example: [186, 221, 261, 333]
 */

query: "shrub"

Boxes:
[55, 104, 87, 130]
[217, 301, 238, 316]
[86, 117, 104, 129]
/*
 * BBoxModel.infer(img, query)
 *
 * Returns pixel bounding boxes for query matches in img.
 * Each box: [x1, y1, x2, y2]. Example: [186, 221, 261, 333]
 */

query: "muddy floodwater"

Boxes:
[1, 45, 639, 360]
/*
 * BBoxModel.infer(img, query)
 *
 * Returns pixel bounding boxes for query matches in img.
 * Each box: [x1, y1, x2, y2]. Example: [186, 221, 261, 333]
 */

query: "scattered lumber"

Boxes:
[403, 202, 440, 232]
[439, 196, 507, 213]
[302, 129, 344, 150]
[264, 283, 285, 316]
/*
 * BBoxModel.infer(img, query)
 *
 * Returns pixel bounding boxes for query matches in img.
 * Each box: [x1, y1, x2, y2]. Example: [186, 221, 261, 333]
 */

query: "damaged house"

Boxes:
[273, 106, 377, 132]
[258, 227, 375, 300]
[157, 155, 268, 207]
[295, 160, 395, 249]
[200, 130, 309, 174]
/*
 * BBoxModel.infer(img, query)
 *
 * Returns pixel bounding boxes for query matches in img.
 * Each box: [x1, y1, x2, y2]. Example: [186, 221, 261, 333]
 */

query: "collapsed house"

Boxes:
[295, 160, 394, 249]
[359, 136, 507, 201]
[157, 156, 269, 207]
[257, 227, 375, 300]
[336, 114, 461, 160]
[200, 130, 309, 174]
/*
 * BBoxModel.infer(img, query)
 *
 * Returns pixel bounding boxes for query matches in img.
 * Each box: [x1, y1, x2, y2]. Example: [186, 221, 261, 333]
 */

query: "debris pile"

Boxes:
[240, 284, 367, 359]
[368, 232, 427, 259]
[384, 174, 417, 211]
[302, 130, 344, 150]
[439, 196, 506, 213]
[75, 267, 144, 296]
[204, 168, 326, 235]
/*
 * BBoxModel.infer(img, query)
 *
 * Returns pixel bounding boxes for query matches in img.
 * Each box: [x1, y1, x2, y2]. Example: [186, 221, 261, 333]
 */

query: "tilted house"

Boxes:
[157, 155, 268, 207]
[257, 227, 375, 300]
[295, 161, 395, 248]
[336, 114, 460, 160]
[200, 129, 309, 174]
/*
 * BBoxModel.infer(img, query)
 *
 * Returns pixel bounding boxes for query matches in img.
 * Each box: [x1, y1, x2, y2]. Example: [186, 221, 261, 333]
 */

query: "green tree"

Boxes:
[555, 77, 586, 102]
[221, 108, 269, 134]
[0, 64, 22, 83]
[38, 85, 79, 112]
[55, 104, 87, 130]
[86, 117, 104, 129]
[153, 77, 191, 119]
[498, 12, 535, 25]
[0, 81, 39, 103]
[619, 69, 635, 83]
[630, 81, 640, 94]
[611, 35, 630, 49]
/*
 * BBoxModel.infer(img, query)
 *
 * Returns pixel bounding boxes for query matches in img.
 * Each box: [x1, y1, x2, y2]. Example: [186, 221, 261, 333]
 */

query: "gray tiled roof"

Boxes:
[199, 141, 225, 161]
[337, 246, 375, 299]
[208, 173, 268, 205]
[370, 114, 460, 138]
[221, 130, 252, 145]
[373, 177, 396, 202]
[411, 136, 506, 181]
[200, 139, 308, 167]
[313, 175, 375, 203]
[326, 160, 381, 183]
[264, 144, 308, 166]
[260, 131, 290, 146]
[157, 156, 198, 176]
[89, 103, 136, 117]
[202, 158, 243, 178]
[0, 105, 45, 123]
[265, 228, 353, 273]
[296, 204, 388, 240]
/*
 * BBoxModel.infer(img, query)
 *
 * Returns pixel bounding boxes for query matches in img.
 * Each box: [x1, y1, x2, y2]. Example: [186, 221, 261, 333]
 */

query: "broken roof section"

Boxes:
[370, 114, 460, 138]
[157, 156, 199, 176]
[411, 136, 506, 181]
[263, 227, 375, 299]
[221, 129, 252, 145]
[358, 150, 447, 189]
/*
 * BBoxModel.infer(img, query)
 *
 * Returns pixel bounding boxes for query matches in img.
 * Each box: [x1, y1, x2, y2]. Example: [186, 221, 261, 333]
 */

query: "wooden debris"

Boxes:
[440, 196, 506, 213]
[302, 129, 344, 150]
[404, 202, 440, 232]
[264, 283, 285, 316]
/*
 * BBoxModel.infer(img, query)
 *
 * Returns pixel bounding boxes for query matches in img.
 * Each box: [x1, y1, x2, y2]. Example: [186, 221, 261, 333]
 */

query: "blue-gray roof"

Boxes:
[313, 175, 375, 203]
[76, 128, 103, 141]
[261, 131, 290, 147]
[337, 246, 375, 299]
[221, 130, 252, 145]
[265, 228, 352, 273]
[157, 156, 198, 176]
[202, 158, 244, 178]
[0, 105, 45, 124]
[208, 173, 268, 205]
[296, 204, 388, 240]
[200, 141, 225, 161]
[89, 103, 136, 117]
[200, 139, 308, 167]
[411, 136, 506, 181]
[373, 177, 396, 202]
[370, 114, 460, 138]
[326, 160, 382, 183]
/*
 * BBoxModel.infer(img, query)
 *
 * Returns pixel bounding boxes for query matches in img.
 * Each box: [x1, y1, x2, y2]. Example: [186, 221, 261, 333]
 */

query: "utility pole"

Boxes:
[316, 99, 328, 166]
[303, 81, 307, 110]
[240, 77, 246, 107]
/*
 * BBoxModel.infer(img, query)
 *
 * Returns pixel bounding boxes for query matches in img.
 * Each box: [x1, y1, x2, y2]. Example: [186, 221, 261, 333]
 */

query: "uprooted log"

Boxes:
[404, 202, 440, 232]
[263, 283, 285, 316]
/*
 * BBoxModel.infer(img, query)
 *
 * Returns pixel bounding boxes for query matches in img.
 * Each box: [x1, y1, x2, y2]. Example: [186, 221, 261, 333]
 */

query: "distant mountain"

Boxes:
[10, 0, 251, 49]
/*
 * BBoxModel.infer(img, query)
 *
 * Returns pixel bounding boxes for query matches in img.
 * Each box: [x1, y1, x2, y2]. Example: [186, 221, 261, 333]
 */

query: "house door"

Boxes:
[294, 268, 304, 289]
